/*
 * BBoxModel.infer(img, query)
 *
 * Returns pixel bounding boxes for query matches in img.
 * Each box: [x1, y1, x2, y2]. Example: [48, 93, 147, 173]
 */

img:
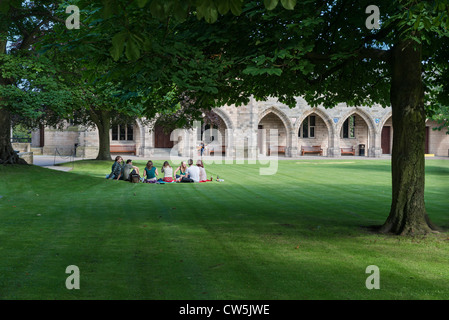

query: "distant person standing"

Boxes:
[201, 141, 205, 157]
[199, 141, 206, 157]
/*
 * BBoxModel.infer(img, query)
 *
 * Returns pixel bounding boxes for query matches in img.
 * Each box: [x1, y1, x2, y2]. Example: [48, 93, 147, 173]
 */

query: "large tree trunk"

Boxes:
[0, 108, 27, 165]
[0, 38, 26, 165]
[379, 39, 438, 235]
[90, 108, 112, 160]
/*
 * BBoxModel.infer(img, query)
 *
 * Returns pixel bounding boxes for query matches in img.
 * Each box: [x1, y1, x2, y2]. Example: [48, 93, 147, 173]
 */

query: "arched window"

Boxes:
[299, 115, 316, 138]
[341, 116, 356, 139]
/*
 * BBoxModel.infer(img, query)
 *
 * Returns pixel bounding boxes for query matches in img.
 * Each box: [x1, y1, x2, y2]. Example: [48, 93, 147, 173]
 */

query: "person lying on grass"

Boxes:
[107, 156, 124, 180]
[143, 160, 158, 183]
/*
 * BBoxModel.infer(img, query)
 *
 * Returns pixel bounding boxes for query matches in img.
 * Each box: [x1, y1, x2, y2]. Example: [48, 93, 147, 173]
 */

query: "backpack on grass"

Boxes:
[130, 174, 140, 183]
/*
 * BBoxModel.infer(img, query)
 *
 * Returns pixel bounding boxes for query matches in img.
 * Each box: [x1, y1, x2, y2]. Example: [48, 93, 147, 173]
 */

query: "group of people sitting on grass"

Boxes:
[106, 156, 216, 183]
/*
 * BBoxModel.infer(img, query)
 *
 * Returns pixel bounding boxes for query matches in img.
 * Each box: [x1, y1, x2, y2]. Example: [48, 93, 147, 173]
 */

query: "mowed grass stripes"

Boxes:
[0, 159, 448, 299]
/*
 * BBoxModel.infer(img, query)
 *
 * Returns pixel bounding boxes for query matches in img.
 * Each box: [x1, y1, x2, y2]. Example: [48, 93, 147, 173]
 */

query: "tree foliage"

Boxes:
[0, 0, 76, 164]
[0, 52, 74, 129]
[54, 0, 237, 129]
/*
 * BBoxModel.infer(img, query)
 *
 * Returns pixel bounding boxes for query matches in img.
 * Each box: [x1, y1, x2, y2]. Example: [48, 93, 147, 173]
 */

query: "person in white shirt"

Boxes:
[161, 161, 174, 182]
[186, 159, 200, 182]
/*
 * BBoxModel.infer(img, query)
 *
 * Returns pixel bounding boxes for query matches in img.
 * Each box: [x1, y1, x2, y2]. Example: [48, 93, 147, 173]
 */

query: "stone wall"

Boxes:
[33, 97, 449, 158]
[42, 125, 80, 156]
[427, 120, 449, 156]
[18, 152, 33, 164]
[12, 143, 31, 152]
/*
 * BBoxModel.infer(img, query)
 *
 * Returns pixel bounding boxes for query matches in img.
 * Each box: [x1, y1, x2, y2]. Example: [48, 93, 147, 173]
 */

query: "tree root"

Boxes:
[0, 151, 28, 165]
[378, 220, 440, 236]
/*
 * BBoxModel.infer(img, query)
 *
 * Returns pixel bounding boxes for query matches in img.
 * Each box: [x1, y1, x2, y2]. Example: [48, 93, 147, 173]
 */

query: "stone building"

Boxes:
[31, 97, 449, 159]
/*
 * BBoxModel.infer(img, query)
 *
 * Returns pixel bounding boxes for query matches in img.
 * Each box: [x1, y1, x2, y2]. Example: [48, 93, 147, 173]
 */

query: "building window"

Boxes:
[112, 124, 134, 141]
[342, 116, 356, 138]
[299, 115, 315, 138]
[127, 124, 134, 140]
[202, 124, 218, 143]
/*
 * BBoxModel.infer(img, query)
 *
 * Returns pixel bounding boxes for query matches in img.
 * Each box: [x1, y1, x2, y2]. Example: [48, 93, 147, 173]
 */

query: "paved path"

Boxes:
[33, 155, 80, 172]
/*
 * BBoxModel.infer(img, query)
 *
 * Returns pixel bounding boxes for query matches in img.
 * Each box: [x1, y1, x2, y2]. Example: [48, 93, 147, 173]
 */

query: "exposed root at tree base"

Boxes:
[0, 154, 28, 165]
[363, 222, 441, 236]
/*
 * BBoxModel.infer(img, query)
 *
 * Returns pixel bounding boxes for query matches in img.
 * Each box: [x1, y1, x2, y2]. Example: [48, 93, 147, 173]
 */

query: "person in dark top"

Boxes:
[107, 156, 124, 180]
[200, 141, 205, 157]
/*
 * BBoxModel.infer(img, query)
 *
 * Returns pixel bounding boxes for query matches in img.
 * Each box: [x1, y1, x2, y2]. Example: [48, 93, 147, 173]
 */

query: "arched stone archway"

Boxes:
[295, 108, 333, 135]
[201, 110, 230, 156]
[337, 109, 376, 156]
[257, 107, 293, 156]
[378, 110, 393, 134]
[212, 107, 235, 131]
[258, 106, 293, 131]
[295, 108, 333, 157]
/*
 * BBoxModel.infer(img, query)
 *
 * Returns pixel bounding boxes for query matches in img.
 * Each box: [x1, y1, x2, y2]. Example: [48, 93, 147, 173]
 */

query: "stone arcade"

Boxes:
[31, 97, 449, 159]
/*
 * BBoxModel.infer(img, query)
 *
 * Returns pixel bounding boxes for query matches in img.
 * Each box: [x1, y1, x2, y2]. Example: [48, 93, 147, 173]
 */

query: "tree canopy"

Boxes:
[0, 0, 76, 164]
[48, 0, 232, 130]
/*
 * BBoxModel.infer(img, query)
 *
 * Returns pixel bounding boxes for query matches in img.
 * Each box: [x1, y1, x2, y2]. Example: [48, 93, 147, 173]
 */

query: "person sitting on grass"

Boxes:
[161, 161, 174, 182]
[186, 159, 200, 183]
[174, 161, 188, 182]
[196, 160, 211, 182]
[143, 160, 158, 183]
[123, 159, 140, 181]
[107, 156, 124, 180]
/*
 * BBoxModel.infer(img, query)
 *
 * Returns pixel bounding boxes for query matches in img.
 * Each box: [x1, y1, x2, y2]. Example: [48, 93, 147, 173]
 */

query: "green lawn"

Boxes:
[0, 158, 448, 299]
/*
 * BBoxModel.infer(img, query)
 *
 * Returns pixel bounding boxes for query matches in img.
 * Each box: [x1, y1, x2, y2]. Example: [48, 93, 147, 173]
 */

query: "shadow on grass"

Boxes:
[5, 163, 448, 240]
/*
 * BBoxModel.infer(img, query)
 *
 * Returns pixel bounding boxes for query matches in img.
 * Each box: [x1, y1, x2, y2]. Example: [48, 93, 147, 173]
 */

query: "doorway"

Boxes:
[381, 126, 391, 154]
[154, 126, 174, 148]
